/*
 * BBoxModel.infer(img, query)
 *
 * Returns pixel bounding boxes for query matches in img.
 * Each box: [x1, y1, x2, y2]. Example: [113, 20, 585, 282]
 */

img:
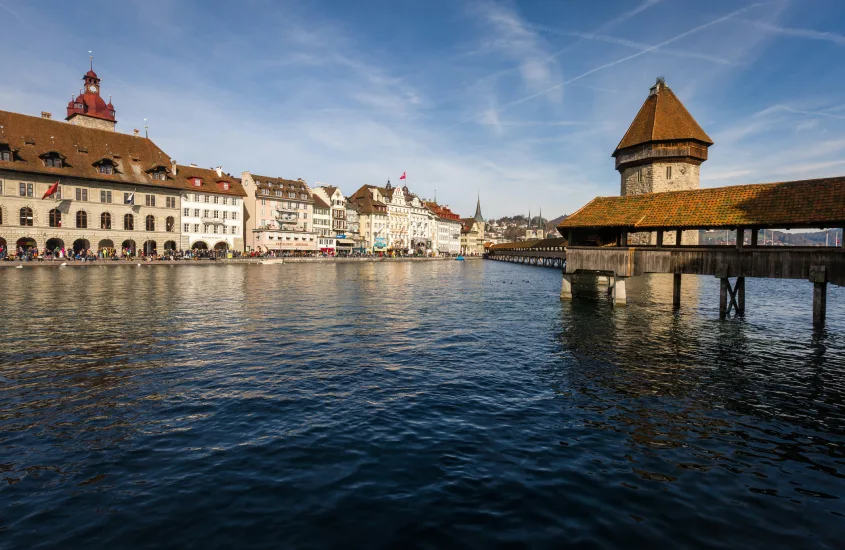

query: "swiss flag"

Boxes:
[399, 172, 406, 180]
[42, 181, 60, 199]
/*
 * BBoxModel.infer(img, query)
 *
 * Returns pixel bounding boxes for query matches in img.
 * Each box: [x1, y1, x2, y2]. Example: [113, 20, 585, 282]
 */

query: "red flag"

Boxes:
[399, 172, 406, 180]
[42, 181, 59, 199]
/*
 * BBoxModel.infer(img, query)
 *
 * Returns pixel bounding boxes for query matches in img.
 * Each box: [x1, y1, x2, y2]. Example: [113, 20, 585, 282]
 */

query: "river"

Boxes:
[1, 261, 843, 548]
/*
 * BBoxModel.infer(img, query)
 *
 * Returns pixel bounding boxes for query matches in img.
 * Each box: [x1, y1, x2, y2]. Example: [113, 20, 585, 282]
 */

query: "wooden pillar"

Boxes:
[675, 229, 682, 246]
[719, 278, 729, 319]
[672, 273, 682, 309]
[612, 278, 627, 307]
[560, 273, 573, 300]
[656, 231, 664, 247]
[750, 228, 758, 247]
[621, 230, 628, 246]
[736, 277, 745, 314]
[841, 229, 845, 249]
[736, 228, 744, 250]
[810, 266, 827, 327]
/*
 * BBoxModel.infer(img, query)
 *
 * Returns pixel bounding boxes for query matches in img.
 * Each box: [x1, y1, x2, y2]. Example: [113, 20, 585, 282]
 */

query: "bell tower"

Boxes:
[613, 77, 713, 244]
[66, 59, 117, 131]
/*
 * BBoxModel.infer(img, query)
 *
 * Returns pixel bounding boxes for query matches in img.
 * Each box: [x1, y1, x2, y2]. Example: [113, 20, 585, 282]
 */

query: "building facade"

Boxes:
[349, 188, 390, 253]
[426, 202, 462, 255]
[460, 196, 486, 255]
[241, 172, 316, 253]
[312, 194, 335, 254]
[613, 77, 712, 245]
[0, 67, 187, 257]
[178, 165, 246, 251]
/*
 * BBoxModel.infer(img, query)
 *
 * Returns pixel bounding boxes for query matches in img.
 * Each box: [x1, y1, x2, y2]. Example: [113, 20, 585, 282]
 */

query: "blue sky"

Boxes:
[1, 0, 844, 218]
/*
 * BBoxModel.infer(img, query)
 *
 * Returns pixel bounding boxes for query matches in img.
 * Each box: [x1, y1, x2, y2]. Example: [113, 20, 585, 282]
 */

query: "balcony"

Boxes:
[276, 213, 298, 224]
[275, 205, 298, 214]
[201, 217, 225, 225]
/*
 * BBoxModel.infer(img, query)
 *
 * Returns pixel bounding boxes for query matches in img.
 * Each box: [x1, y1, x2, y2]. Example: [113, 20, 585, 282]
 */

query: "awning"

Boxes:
[336, 239, 355, 245]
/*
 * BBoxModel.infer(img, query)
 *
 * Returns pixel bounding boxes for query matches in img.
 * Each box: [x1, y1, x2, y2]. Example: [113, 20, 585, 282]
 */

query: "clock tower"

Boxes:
[66, 63, 117, 131]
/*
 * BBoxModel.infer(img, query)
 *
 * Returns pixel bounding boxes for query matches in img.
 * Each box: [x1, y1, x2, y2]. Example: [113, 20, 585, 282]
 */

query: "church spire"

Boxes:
[473, 192, 484, 223]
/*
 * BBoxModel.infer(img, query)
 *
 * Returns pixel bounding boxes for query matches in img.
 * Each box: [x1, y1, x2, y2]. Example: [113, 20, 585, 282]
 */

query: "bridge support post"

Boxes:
[810, 266, 827, 327]
[673, 273, 681, 309]
[612, 277, 627, 306]
[736, 277, 745, 315]
[560, 273, 573, 300]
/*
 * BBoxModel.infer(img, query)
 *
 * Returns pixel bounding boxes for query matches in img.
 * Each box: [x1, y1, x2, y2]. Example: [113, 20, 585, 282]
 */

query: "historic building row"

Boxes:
[0, 64, 479, 257]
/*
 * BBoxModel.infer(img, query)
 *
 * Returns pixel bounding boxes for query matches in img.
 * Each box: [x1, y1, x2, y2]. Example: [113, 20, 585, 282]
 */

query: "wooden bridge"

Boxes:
[485, 237, 566, 268]
[489, 178, 845, 327]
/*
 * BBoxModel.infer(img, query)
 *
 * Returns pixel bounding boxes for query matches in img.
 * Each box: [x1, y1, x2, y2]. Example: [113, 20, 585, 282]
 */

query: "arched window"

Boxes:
[49, 208, 62, 227]
[124, 213, 134, 230]
[20, 207, 33, 226]
[76, 211, 87, 228]
[145, 215, 155, 232]
[165, 216, 175, 232]
[101, 212, 111, 229]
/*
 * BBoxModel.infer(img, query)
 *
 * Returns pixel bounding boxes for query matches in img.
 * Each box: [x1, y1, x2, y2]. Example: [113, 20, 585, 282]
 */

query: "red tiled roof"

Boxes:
[615, 80, 713, 153]
[0, 110, 177, 189]
[558, 177, 845, 230]
[174, 165, 247, 197]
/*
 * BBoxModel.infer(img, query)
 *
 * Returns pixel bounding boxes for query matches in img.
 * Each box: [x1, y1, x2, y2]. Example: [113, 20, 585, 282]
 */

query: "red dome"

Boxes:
[85, 69, 98, 79]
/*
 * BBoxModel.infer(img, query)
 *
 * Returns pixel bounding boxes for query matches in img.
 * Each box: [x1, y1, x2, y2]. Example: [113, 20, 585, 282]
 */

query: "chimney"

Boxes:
[190, 163, 197, 167]
[41, 112, 52, 119]
[649, 76, 666, 96]
[133, 129, 140, 136]
[170, 159, 178, 175]
[215, 166, 223, 177]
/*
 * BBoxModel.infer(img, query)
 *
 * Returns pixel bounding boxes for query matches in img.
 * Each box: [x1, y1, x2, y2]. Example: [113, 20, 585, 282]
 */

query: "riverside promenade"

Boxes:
[0, 256, 482, 268]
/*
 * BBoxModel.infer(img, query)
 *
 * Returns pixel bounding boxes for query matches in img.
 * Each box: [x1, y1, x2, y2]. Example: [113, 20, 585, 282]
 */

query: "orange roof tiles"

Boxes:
[558, 178, 845, 230]
[615, 81, 713, 153]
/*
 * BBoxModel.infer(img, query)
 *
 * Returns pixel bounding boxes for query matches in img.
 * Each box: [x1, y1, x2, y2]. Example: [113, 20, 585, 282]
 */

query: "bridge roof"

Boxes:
[558, 177, 845, 231]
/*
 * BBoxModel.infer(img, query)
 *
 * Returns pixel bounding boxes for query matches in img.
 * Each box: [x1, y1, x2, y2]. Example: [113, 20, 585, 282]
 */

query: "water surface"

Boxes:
[1, 261, 844, 549]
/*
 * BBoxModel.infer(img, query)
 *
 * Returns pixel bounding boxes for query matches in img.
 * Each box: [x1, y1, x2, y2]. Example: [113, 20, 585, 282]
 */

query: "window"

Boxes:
[20, 207, 33, 226]
[203, 209, 209, 217]
[213, 196, 219, 204]
[204, 224, 210, 233]
[232, 199, 238, 206]
[76, 188, 88, 201]
[100, 190, 112, 203]
[223, 197, 228, 205]
[101, 212, 111, 229]
[666, 166, 672, 179]
[152, 170, 167, 181]
[49, 208, 61, 227]
[260, 199, 266, 206]
[166, 197, 177, 208]
[636, 169, 643, 183]
[223, 211, 228, 220]
[0, 149, 11, 161]
[166, 216, 175, 232]
[98, 164, 114, 175]
[261, 189, 268, 195]
[145, 215, 155, 231]
[20, 183, 33, 197]
[194, 209, 200, 217]
[213, 225, 218, 234]
[184, 223, 190, 232]
[76, 210, 88, 228]
[213, 210, 219, 218]
[44, 155, 62, 168]
[124, 192, 133, 205]
[193, 224, 199, 232]
[232, 212, 237, 220]
[145, 194, 156, 207]
[191, 178, 202, 187]
[124, 213, 134, 230]
[288, 192, 295, 198]
[184, 208, 190, 217]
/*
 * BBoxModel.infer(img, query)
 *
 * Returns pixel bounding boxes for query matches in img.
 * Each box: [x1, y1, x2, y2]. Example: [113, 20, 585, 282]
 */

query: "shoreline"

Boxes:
[0, 256, 484, 267]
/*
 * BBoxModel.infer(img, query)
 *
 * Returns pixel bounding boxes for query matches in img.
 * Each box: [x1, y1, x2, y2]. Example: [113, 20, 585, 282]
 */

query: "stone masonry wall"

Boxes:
[620, 161, 700, 245]
[67, 115, 116, 132]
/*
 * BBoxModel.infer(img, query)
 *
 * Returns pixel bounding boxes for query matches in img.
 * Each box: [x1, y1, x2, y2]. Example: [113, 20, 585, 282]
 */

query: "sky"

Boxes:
[1, 0, 844, 219]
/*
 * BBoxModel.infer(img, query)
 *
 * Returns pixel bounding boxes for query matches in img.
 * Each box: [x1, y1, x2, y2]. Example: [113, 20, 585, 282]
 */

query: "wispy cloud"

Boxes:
[739, 19, 845, 46]
[461, 1, 771, 123]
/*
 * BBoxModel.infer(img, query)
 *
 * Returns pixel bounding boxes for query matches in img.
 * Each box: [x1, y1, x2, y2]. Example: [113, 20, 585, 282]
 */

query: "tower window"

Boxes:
[666, 166, 672, 179]
[637, 169, 643, 183]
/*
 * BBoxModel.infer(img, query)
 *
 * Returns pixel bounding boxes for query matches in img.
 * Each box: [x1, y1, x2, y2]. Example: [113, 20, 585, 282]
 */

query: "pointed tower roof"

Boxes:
[474, 194, 484, 222]
[614, 78, 712, 155]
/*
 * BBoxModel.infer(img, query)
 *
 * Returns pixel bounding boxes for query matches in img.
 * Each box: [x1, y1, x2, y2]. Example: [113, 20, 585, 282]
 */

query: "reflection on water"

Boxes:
[0, 264, 843, 549]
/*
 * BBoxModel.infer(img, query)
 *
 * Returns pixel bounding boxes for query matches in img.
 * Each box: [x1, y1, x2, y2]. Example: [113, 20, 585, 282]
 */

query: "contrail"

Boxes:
[460, 1, 769, 124]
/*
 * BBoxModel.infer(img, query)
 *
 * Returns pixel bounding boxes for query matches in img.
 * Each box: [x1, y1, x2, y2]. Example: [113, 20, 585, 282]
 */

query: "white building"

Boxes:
[313, 185, 353, 254]
[312, 194, 335, 254]
[426, 202, 462, 255]
[178, 165, 246, 251]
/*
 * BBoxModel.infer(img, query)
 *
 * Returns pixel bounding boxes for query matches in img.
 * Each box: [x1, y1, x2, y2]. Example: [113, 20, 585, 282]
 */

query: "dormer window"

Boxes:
[152, 170, 167, 181]
[94, 158, 115, 175]
[0, 145, 12, 162]
[190, 177, 202, 187]
[221, 181, 230, 191]
[41, 152, 64, 168]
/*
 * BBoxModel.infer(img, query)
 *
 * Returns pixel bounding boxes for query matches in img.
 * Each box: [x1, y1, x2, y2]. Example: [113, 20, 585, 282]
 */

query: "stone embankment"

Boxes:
[0, 257, 482, 268]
